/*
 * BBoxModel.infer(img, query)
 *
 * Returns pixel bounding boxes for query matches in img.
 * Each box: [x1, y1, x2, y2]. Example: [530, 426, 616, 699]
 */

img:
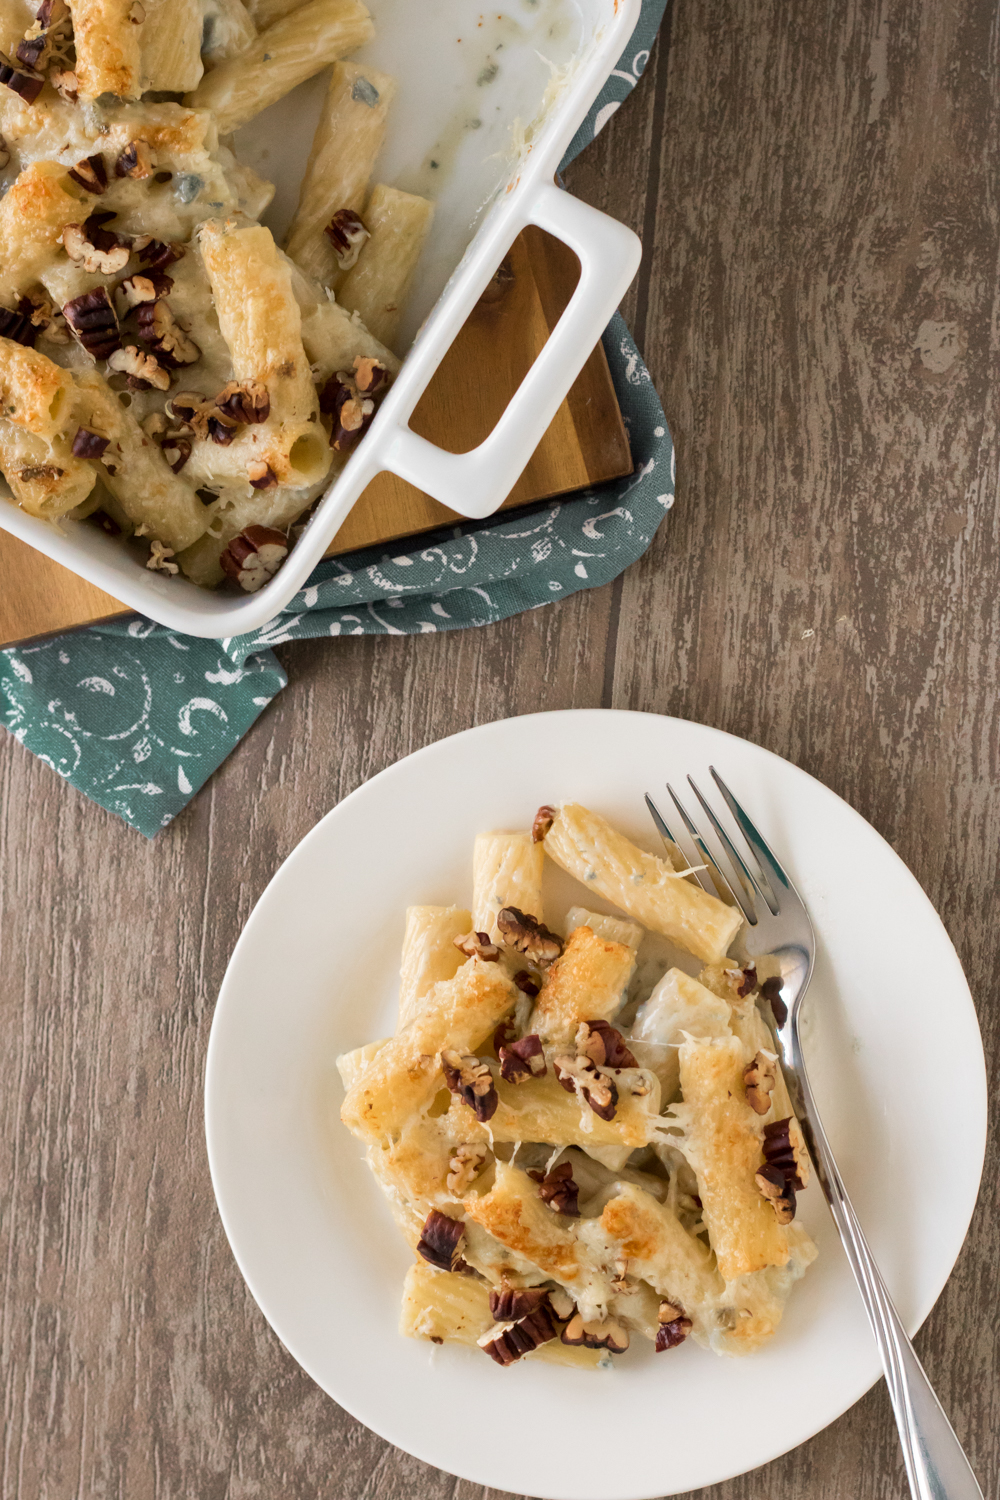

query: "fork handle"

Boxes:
[795, 1064, 984, 1500]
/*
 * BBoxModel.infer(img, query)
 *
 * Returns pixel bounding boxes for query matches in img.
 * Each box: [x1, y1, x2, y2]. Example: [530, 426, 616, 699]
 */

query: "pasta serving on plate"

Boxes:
[339, 802, 818, 1369]
[0, 0, 430, 589]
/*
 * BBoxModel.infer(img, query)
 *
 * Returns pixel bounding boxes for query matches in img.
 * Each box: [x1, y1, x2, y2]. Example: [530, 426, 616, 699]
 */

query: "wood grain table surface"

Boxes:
[2, 0, 997, 1496]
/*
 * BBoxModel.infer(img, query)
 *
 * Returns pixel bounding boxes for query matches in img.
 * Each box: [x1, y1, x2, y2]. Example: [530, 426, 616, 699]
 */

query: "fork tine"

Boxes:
[709, 767, 792, 908]
[645, 793, 717, 897]
[686, 776, 772, 917]
[665, 783, 756, 920]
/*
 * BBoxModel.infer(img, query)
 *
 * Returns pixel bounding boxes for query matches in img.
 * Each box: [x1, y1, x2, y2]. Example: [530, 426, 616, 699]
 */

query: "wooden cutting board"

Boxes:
[0, 227, 632, 649]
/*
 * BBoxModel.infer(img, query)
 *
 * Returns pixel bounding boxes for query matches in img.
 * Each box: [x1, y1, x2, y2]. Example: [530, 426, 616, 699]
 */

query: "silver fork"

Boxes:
[646, 769, 984, 1500]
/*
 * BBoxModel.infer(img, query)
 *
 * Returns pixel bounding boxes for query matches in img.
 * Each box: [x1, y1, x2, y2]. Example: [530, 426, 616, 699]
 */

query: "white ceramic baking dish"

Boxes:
[0, 0, 643, 638]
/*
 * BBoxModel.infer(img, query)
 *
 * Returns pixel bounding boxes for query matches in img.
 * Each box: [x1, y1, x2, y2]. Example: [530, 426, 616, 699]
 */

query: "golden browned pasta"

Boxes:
[397, 905, 472, 1031]
[676, 1034, 790, 1279]
[0, 336, 75, 437]
[529, 925, 636, 1046]
[68, 0, 143, 99]
[0, 419, 97, 518]
[0, 162, 93, 299]
[542, 802, 743, 964]
[341, 958, 516, 1141]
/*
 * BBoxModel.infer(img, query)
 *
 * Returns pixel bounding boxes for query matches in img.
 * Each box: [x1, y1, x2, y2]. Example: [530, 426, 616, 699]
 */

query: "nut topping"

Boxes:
[560, 1312, 629, 1354]
[762, 1115, 809, 1190]
[219, 525, 289, 592]
[324, 208, 370, 269]
[441, 1048, 498, 1123]
[67, 153, 108, 194]
[0, 299, 37, 347]
[146, 539, 177, 575]
[62, 217, 131, 276]
[62, 288, 121, 360]
[453, 930, 502, 962]
[115, 140, 154, 179]
[117, 271, 173, 308]
[532, 804, 556, 842]
[352, 354, 387, 395]
[489, 1283, 550, 1322]
[655, 1299, 693, 1351]
[446, 1142, 488, 1195]
[135, 299, 200, 366]
[0, 52, 44, 104]
[319, 373, 375, 452]
[136, 238, 185, 271]
[755, 1162, 795, 1224]
[216, 380, 269, 425]
[513, 969, 540, 997]
[495, 906, 563, 966]
[477, 1299, 558, 1365]
[18, 463, 62, 482]
[161, 435, 191, 474]
[416, 1209, 466, 1272]
[498, 1033, 546, 1085]
[743, 1050, 777, 1115]
[492, 1017, 517, 1055]
[553, 1050, 618, 1121]
[530, 1160, 578, 1216]
[71, 425, 108, 459]
[108, 344, 170, 391]
[575, 1019, 637, 1071]
[247, 460, 278, 489]
[50, 67, 77, 101]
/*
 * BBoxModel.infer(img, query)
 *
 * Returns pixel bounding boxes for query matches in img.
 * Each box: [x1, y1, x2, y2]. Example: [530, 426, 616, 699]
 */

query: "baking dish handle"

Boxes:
[378, 183, 642, 520]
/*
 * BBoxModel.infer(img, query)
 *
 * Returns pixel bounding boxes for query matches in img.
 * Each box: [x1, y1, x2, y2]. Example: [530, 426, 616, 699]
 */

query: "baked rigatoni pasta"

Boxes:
[338, 183, 433, 350]
[339, 799, 817, 1369]
[540, 802, 743, 964]
[185, 0, 374, 135]
[285, 60, 395, 287]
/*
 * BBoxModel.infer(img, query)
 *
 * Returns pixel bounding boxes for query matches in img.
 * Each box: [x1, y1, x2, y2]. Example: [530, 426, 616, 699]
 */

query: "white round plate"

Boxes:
[205, 711, 986, 1500]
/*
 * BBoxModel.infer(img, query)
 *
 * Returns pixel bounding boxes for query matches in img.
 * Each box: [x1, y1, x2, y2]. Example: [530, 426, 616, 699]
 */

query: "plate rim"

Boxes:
[204, 708, 988, 1498]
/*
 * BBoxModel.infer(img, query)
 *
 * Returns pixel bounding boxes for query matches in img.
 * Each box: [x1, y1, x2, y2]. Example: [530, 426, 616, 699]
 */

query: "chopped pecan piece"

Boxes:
[50, 66, 77, 101]
[62, 216, 131, 275]
[0, 52, 43, 103]
[489, 1283, 550, 1322]
[513, 969, 540, 997]
[498, 1033, 546, 1085]
[36, 0, 70, 28]
[441, 1048, 498, 1123]
[62, 288, 121, 360]
[135, 299, 200, 366]
[416, 1209, 465, 1272]
[532, 1160, 578, 1216]
[743, 1050, 777, 1115]
[115, 140, 154, 179]
[117, 271, 173, 308]
[324, 208, 369, 269]
[319, 373, 375, 452]
[136, 238, 185, 271]
[161, 435, 191, 474]
[760, 975, 788, 1026]
[352, 354, 387, 396]
[247, 460, 278, 489]
[0, 299, 37, 347]
[560, 1312, 629, 1353]
[219, 525, 289, 592]
[496, 906, 562, 966]
[532, 804, 556, 842]
[108, 344, 170, 391]
[67, 153, 108, 194]
[762, 1115, 809, 1190]
[446, 1142, 488, 1195]
[477, 1301, 557, 1365]
[453, 930, 501, 962]
[553, 1050, 618, 1121]
[492, 1017, 517, 1056]
[71, 426, 108, 459]
[216, 379, 269, 424]
[655, 1299, 693, 1351]
[575, 1019, 637, 1071]
[18, 462, 62, 482]
[755, 1162, 795, 1224]
[146, 539, 177, 575]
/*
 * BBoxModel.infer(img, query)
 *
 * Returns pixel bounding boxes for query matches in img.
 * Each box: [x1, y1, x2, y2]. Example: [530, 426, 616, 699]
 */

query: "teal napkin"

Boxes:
[1, 0, 671, 837]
